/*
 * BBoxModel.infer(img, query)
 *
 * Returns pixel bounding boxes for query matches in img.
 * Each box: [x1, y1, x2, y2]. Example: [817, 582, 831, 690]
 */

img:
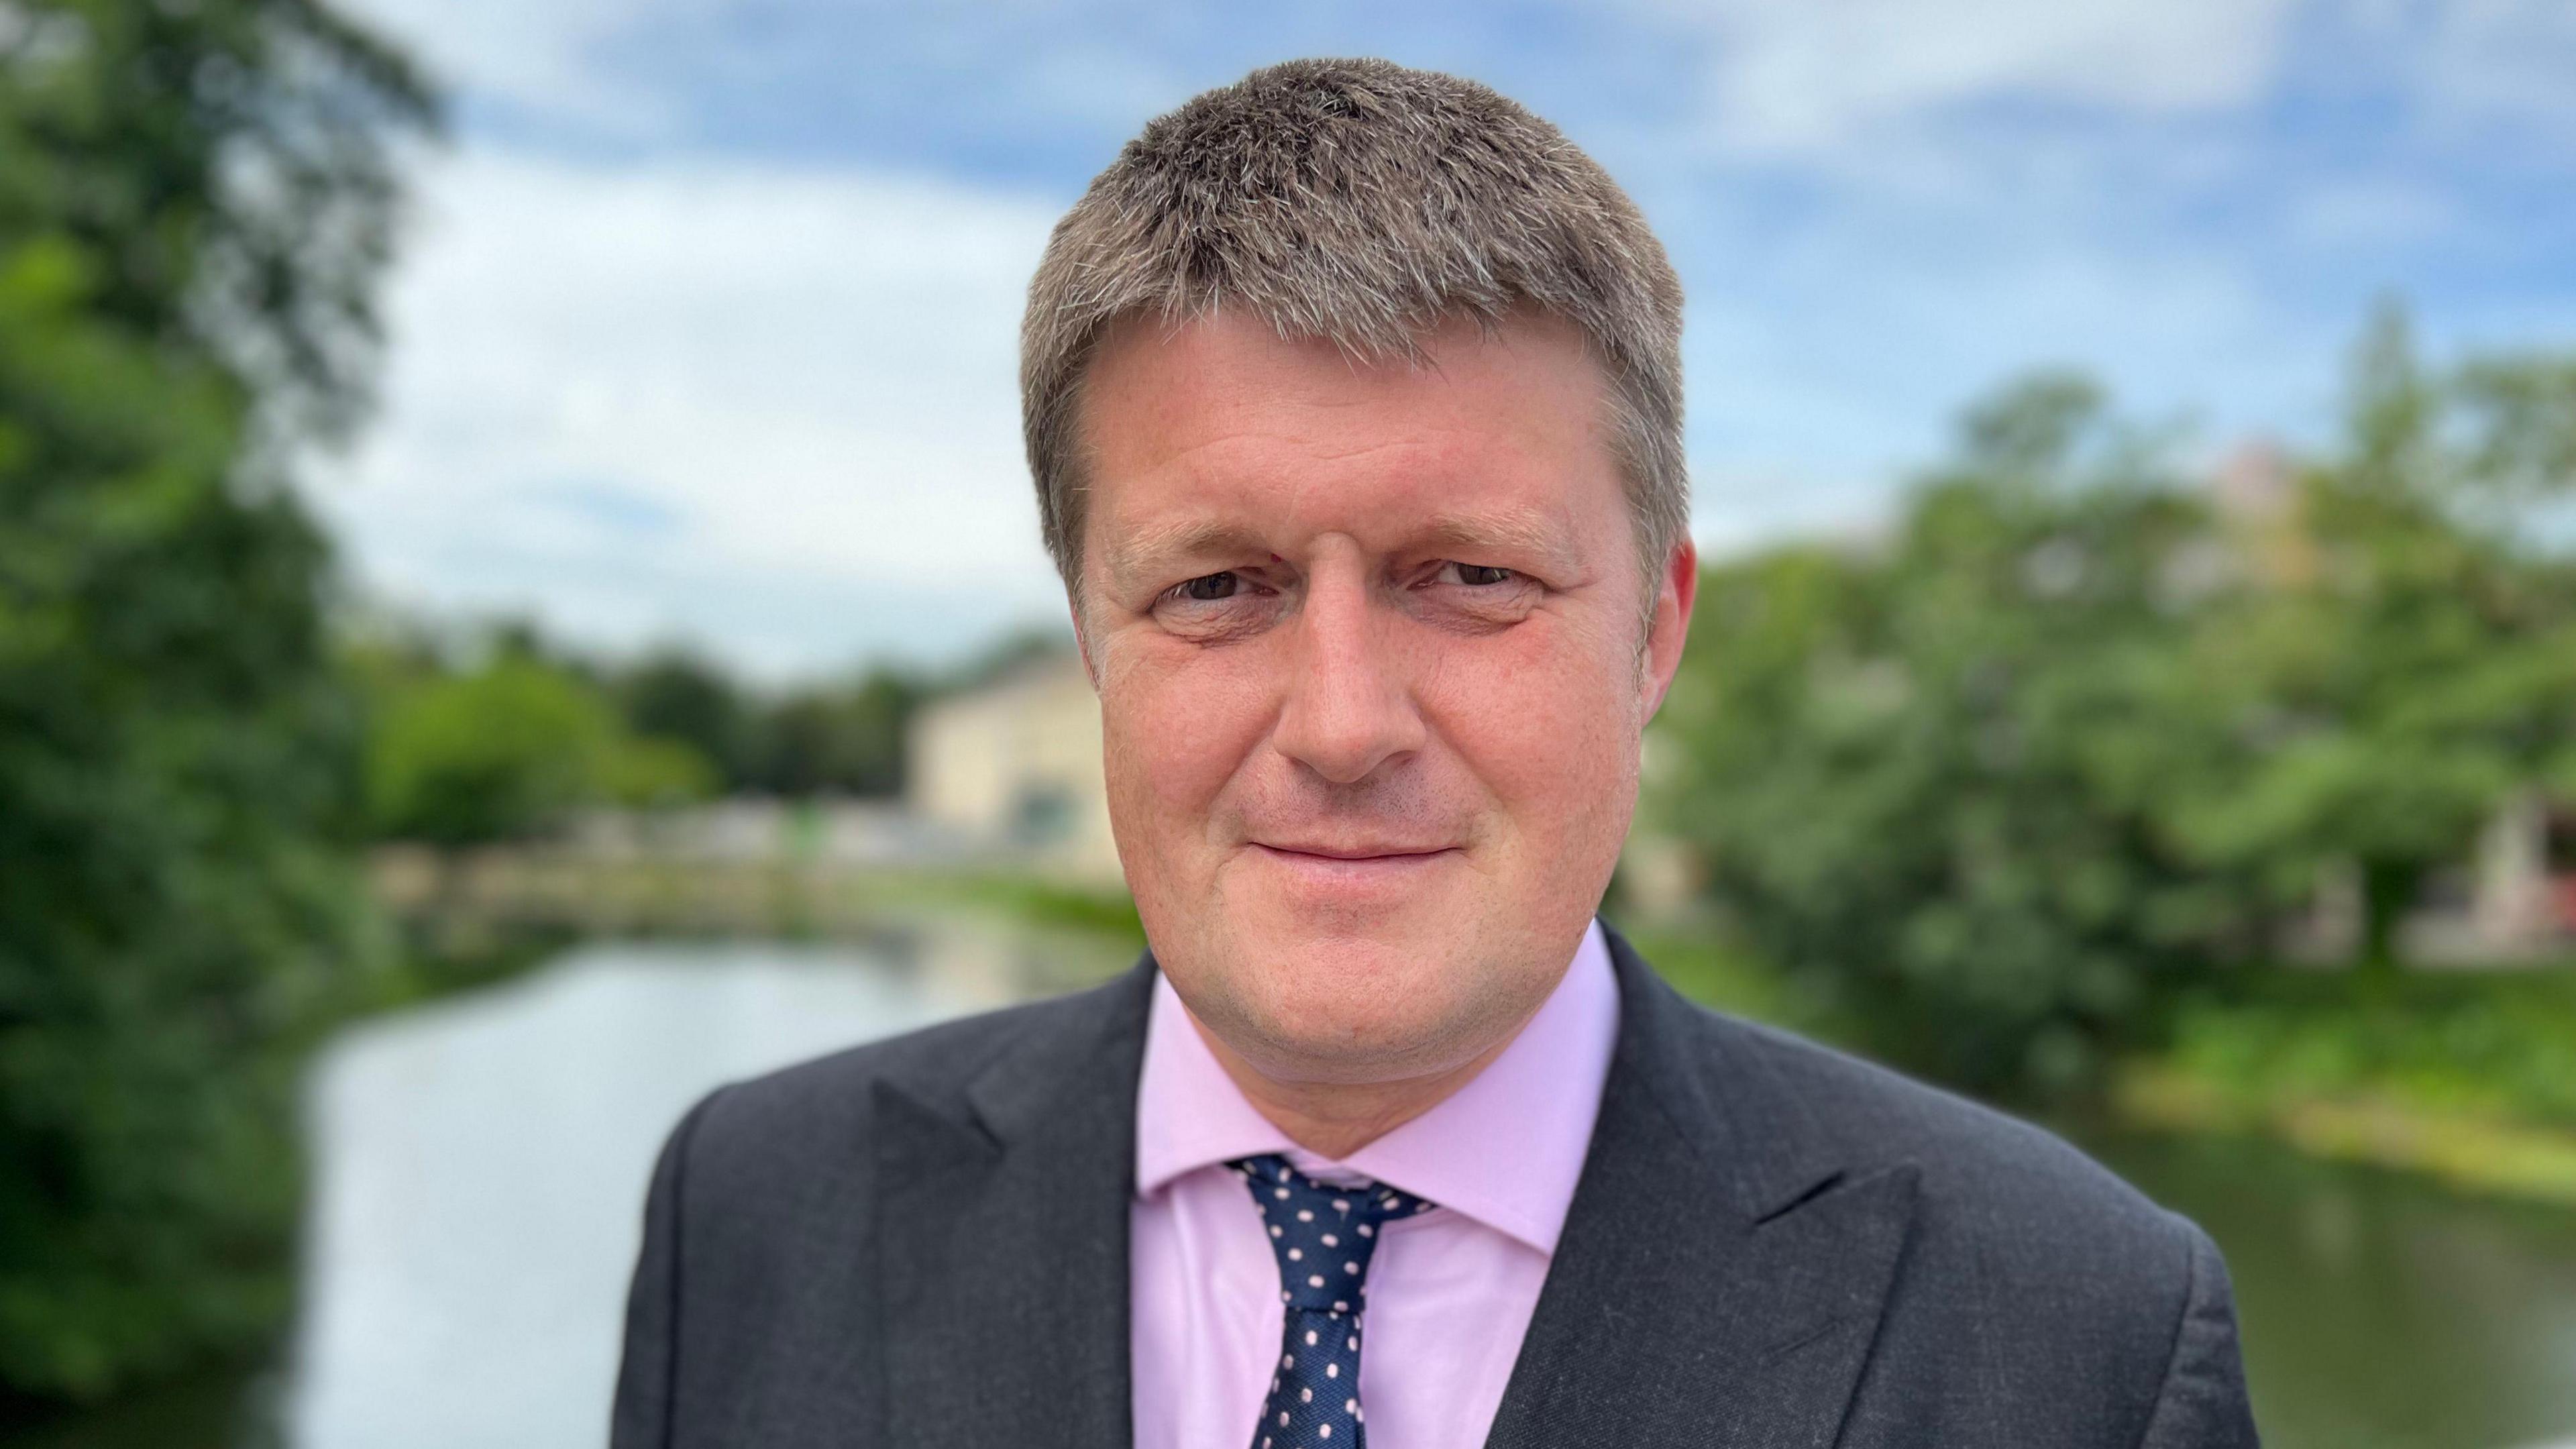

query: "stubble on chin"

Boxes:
[1170, 899, 1560, 1092]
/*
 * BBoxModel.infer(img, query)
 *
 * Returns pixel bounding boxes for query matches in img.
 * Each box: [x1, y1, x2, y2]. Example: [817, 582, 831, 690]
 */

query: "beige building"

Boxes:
[2398, 794, 2576, 965]
[906, 647, 1124, 884]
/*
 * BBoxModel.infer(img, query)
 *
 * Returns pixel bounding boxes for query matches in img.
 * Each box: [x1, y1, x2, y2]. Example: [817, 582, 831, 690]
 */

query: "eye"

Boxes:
[1150, 567, 1283, 642]
[1171, 571, 1242, 602]
[1406, 559, 1542, 633]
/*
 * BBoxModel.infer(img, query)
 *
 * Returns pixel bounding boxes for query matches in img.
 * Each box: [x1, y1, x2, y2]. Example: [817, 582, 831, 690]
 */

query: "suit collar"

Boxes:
[868, 928, 1915, 1448]
[1594, 922, 1852, 1224]
[1480, 922, 1918, 1448]
[959, 954, 1156, 1148]
[873, 957, 1155, 1448]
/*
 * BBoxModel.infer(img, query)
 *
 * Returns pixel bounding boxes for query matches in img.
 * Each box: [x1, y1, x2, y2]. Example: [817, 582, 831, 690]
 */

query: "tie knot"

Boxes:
[1230, 1154, 1435, 1312]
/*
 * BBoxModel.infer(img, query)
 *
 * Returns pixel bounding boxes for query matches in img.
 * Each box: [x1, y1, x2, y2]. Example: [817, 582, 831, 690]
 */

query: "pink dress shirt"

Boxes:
[1130, 919, 1621, 1449]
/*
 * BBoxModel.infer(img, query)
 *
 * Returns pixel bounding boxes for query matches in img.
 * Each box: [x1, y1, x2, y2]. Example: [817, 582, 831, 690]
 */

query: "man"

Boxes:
[610, 59, 2259, 1448]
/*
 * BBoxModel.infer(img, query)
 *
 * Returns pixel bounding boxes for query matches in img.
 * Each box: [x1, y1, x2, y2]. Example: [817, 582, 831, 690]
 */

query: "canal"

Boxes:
[22, 927, 2576, 1448]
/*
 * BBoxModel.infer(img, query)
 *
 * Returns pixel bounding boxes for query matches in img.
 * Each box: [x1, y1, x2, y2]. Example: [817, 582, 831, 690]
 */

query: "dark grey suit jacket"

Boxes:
[610, 924, 2259, 1446]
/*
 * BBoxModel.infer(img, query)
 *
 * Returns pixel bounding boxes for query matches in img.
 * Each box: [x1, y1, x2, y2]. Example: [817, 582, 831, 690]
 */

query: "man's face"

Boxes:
[1076, 310, 1695, 1087]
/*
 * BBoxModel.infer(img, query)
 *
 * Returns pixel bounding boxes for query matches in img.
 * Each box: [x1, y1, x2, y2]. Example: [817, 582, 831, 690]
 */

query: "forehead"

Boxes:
[1076, 309, 1626, 568]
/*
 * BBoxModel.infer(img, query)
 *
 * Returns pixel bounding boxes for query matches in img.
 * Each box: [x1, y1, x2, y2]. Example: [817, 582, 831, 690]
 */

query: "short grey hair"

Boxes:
[1020, 58, 1686, 604]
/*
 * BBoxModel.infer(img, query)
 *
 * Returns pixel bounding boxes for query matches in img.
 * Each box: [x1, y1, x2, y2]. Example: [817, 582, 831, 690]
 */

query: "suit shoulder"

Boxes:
[1699, 1008, 2195, 1265]
[682, 971, 1140, 1159]
[1674, 1010, 2250, 1434]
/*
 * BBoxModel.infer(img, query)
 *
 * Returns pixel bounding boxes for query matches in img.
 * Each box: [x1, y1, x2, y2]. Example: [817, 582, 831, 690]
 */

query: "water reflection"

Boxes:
[288, 935, 1037, 1449]
[2082, 1132, 2576, 1449]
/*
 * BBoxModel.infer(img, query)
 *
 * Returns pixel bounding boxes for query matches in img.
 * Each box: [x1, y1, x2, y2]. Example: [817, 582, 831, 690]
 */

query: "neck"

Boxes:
[1188, 1015, 1528, 1161]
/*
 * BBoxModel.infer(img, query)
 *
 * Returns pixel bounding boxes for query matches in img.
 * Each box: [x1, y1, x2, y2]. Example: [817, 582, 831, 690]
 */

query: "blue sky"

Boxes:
[321, 0, 2576, 678]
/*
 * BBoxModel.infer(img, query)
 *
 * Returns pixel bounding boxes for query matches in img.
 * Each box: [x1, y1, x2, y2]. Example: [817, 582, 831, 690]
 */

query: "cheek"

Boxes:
[1099, 643, 1276, 845]
[1423, 625, 1640, 832]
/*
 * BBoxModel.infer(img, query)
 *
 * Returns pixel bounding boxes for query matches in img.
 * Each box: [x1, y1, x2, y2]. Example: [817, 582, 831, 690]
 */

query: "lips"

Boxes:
[1240, 839, 1464, 908]
[1246, 841, 1461, 885]
[1252, 842, 1457, 861]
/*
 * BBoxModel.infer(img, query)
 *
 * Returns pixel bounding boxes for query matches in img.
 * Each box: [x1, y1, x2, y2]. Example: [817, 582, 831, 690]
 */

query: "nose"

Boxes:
[1272, 561, 1426, 786]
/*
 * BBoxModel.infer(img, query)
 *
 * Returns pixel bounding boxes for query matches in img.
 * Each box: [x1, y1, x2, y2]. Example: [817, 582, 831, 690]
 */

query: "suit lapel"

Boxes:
[873, 960, 1154, 1449]
[1483, 928, 1919, 1448]
[861, 930, 1914, 1448]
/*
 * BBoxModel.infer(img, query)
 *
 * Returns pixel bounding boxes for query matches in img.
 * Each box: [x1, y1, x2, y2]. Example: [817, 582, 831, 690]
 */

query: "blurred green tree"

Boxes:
[365, 641, 717, 845]
[749, 670, 923, 797]
[1654, 319, 2576, 1097]
[2161, 307, 2576, 969]
[1654, 374, 2254, 1095]
[0, 0, 433, 1403]
[594, 647, 930, 800]
[618, 647, 759, 783]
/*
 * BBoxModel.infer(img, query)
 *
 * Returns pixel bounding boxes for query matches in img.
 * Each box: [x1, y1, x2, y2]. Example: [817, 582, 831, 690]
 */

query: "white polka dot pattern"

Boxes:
[1230, 1154, 1435, 1449]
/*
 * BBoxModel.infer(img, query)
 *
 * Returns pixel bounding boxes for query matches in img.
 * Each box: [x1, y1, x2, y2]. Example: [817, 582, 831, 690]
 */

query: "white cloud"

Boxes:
[344, 0, 2576, 169]
[2412, 0, 2576, 137]
[1650, 0, 2304, 156]
[341, 0, 715, 134]
[344, 0, 2312, 162]
[313, 149, 1067, 677]
[1641, 0, 2576, 163]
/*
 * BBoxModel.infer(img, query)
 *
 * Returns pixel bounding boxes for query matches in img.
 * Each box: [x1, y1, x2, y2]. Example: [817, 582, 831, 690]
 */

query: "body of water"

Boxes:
[2084, 1130, 2576, 1449]
[25, 926, 2576, 1448]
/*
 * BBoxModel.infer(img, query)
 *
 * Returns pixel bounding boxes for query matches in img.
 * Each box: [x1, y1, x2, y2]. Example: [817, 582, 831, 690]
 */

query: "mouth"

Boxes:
[1250, 842, 1460, 863]
[1244, 842, 1464, 900]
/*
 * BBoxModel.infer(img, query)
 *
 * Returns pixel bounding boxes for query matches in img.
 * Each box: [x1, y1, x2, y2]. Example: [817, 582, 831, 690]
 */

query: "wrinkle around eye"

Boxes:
[1149, 574, 1286, 641]
[1405, 561, 1546, 630]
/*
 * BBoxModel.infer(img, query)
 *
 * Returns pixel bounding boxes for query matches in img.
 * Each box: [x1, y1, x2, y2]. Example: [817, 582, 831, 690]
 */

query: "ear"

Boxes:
[1640, 537, 1698, 722]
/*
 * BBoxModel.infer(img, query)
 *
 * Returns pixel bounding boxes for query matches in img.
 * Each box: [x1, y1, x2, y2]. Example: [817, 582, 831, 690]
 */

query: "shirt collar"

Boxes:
[1133, 918, 1621, 1256]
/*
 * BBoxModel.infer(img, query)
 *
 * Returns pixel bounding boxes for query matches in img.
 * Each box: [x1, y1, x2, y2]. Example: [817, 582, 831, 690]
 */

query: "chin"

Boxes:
[1131, 841, 1595, 1083]
[1196, 900, 1540, 1085]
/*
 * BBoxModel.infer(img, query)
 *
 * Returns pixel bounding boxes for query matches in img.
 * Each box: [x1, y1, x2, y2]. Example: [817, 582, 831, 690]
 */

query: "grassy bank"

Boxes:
[886, 873, 1147, 947]
[2115, 967, 2576, 1206]
[1627, 922, 2576, 1208]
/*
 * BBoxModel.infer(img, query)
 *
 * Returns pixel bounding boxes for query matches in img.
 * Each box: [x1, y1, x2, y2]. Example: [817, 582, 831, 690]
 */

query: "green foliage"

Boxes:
[1658, 379, 2241, 1095]
[1621, 925, 1833, 1034]
[1654, 318, 2576, 1099]
[2156, 967, 2576, 1135]
[592, 633, 1052, 802]
[2118, 965, 2576, 1204]
[747, 670, 922, 797]
[2158, 307, 2576, 964]
[601, 735, 722, 812]
[0, 0, 433, 1403]
[610, 645, 926, 800]
[360, 619, 1050, 830]
[616, 648, 759, 782]
[362, 642, 716, 846]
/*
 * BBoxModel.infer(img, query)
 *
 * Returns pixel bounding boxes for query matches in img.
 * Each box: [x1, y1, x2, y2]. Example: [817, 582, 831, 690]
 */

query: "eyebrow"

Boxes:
[1100, 506, 1583, 595]
[1413, 508, 1582, 576]
[1100, 519, 1273, 597]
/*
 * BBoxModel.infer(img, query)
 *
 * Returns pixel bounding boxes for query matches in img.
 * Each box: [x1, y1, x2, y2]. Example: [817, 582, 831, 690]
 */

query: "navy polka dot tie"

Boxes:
[1230, 1154, 1436, 1449]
